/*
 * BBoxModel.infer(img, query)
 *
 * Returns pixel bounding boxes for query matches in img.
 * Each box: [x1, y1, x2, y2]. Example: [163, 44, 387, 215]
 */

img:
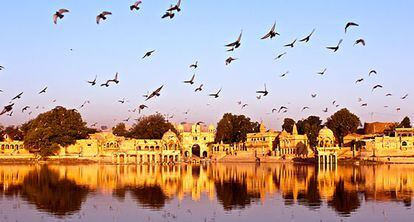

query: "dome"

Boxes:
[318, 126, 334, 138]
[162, 129, 178, 141]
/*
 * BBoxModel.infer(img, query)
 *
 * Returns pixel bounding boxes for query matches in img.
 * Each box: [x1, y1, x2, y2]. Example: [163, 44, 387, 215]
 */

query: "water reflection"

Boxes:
[0, 163, 413, 219]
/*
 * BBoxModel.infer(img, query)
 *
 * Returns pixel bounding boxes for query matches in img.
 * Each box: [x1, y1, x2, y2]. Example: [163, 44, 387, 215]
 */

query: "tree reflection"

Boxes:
[328, 179, 361, 216]
[4, 166, 89, 216]
[215, 179, 260, 210]
[129, 185, 169, 210]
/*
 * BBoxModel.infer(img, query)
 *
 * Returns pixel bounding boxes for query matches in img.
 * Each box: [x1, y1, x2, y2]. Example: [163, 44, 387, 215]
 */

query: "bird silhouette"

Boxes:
[21, 106, 30, 113]
[278, 106, 288, 113]
[100, 81, 110, 87]
[323, 108, 328, 113]
[311, 94, 317, 98]
[256, 84, 269, 96]
[369, 70, 377, 76]
[183, 74, 195, 85]
[372, 84, 383, 92]
[301, 106, 309, 111]
[11, 92, 23, 100]
[261, 22, 279, 39]
[0, 65, 4, 70]
[0, 103, 14, 115]
[123, 117, 131, 122]
[284, 39, 297, 48]
[161, 11, 175, 19]
[299, 29, 315, 43]
[401, 94, 408, 100]
[138, 104, 148, 114]
[142, 50, 155, 59]
[38, 87, 47, 94]
[355, 78, 364, 84]
[361, 103, 368, 107]
[7, 111, 13, 117]
[118, 98, 127, 104]
[146, 85, 164, 101]
[195, 84, 203, 92]
[354, 39, 366, 46]
[189, 61, 198, 69]
[167, 0, 182, 12]
[96, 11, 112, 24]
[385, 93, 393, 97]
[256, 95, 262, 100]
[53, 9, 70, 24]
[345, 22, 359, 33]
[87, 75, 97, 86]
[317, 68, 327, 75]
[108, 72, 119, 84]
[274, 52, 287, 60]
[225, 57, 237, 65]
[327, 39, 343, 52]
[209, 88, 222, 98]
[225, 31, 242, 49]
[130, 1, 142, 11]
[241, 104, 248, 109]
[280, 71, 289, 78]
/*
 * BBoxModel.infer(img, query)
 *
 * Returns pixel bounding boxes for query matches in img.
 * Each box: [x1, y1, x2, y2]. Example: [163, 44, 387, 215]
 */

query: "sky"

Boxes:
[0, 0, 414, 130]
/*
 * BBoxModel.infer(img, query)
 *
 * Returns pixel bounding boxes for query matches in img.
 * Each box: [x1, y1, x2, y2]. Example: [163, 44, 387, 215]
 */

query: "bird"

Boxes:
[167, 0, 182, 12]
[225, 57, 237, 65]
[278, 106, 288, 113]
[53, 9, 70, 24]
[369, 70, 377, 76]
[372, 84, 383, 92]
[284, 39, 297, 48]
[323, 108, 328, 113]
[87, 75, 97, 86]
[108, 72, 119, 84]
[96, 11, 112, 24]
[79, 100, 90, 109]
[332, 100, 337, 105]
[100, 81, 110, 87]
[327, 39, 343, 52]
[396, 107, 401, 112]
[118, 98, 127, 104]
[317, 68, 327, 75]
[11, 92, 23, 100]
[7, 111, 13, 117]
[189, 61, 198, 69]
[401, 94, 409, 100]
[355, 78, 364, 84]
[345, 22, 359, 33]
[196, 121, 204, 125]
[241, 104, 248, 109]
[225, 31, 242, 49]
[301, 106, 309, 112]
[0, 65, 4, 70]
[195, 84, 203, 92]
[280, 71, 289, 78]
[142, 50, 155, 59]
[146, 85, 164, 101]
[256, 84, 269, 96]
[209, 88, 222, 98]
[183, 74, 195, 85]
[385, 93, 393, 97]
[274, 52, 287, 60]
[91, 122, 98, 127]
[21, 106, 30, 113]
[38, 87, 47, 94]
[271, 108, 277, 113]
[138, 104, 148, 114]
[361, 103, 368, 107]
[0, 103, 14, 116]
[358, 97, 363, 102]
[123, 117, 131, 122]
[161, 11, 175, 19]
[311, 94, 317, 98]
[299, 29, 315, 43]
[130, 1, 142, 11]
[256, 95, 262, 100]
[354, 39, 366, 46]
[261, 22, 279, 40]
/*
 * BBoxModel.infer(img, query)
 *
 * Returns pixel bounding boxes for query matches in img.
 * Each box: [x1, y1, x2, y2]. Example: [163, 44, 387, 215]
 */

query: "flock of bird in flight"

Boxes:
[0, 1, 409, 125]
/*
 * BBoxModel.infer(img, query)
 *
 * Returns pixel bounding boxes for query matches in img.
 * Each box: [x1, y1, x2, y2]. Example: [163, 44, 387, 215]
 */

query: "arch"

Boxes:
[402, 141, 408, 147]
[192, 144, 201, 157]
[184, 151, 190, 157]
[202, 151, 208, 158]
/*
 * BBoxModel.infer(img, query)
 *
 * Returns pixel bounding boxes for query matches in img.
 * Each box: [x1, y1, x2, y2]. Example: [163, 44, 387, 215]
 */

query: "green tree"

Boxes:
[112, 122, 128, 137]
[398, 116, 412, 128]
[215, 113, 260, 143]
[128, 113, 177, 139]
[326, 108, 361, 146]
[282, 118, 296, 133]
[297, 116, 323, 147]
[21, 106, 94, 157]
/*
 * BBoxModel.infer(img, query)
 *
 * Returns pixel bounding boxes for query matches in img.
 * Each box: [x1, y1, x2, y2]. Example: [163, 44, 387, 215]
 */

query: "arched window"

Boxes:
[402, 141, 408, 147]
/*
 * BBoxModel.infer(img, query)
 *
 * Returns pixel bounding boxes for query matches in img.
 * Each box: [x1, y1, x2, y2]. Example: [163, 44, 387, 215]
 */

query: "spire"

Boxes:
[292, 123, 298, 135]
[259, 121, 266, 133]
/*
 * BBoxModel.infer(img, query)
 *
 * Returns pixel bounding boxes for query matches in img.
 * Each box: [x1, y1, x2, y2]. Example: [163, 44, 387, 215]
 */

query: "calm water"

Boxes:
[0, 163, 413, 222]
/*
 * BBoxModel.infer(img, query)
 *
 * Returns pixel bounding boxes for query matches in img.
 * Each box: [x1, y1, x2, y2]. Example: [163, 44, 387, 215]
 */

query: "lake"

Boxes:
[0, 163, 413, 222]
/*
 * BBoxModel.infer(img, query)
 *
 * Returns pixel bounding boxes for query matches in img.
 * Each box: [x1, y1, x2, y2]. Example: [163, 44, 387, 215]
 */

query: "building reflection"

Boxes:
[0, 163, 413, 216]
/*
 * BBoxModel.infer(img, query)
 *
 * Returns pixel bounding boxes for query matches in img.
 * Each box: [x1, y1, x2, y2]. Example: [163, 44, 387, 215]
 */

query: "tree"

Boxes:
[128, 113, 177, 139]
[282, 118, 296, 133]
[21, 106, 94, 157]
[297, 116, 323, 147]
[215, 113, 260, 143]
[112, 123, 128, 137]
[0, 125, 24, 141]
[398, 116, 412, 128]
[326, 108, 361, 146]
